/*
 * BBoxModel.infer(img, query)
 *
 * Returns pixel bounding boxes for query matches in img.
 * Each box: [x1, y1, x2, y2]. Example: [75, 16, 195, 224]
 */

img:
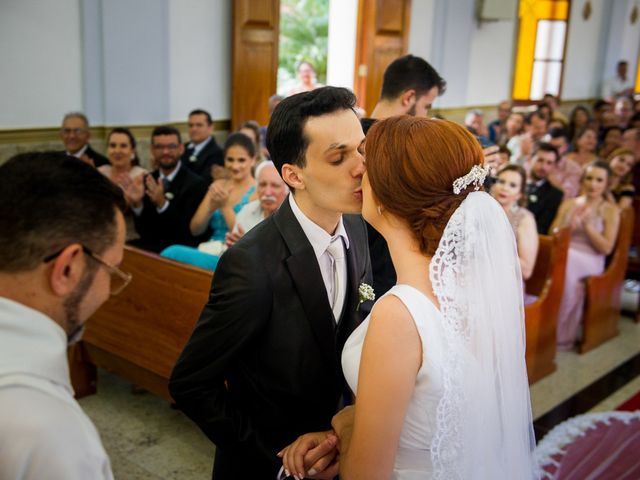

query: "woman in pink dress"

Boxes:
[550, 160, 620, 350]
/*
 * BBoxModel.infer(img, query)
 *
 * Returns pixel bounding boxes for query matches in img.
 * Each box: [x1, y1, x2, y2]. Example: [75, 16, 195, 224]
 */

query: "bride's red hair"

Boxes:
[366, 116, 484, 255]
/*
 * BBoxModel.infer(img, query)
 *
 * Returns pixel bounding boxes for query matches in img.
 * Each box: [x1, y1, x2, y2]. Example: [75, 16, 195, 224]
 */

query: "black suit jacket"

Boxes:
[169, 198, 372, 479]
[181, 137, 224, 183]
[131, 165, 208, 253]
[62, 144, 109, 167]
[527, 180, 563, 234]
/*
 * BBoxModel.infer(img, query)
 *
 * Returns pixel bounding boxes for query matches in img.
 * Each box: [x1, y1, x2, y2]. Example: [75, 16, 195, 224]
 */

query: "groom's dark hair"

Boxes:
[266, 86, 357, 175]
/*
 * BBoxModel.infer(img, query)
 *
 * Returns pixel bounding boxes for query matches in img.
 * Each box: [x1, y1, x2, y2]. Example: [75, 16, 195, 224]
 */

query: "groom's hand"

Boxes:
[278, 430, 339, 479]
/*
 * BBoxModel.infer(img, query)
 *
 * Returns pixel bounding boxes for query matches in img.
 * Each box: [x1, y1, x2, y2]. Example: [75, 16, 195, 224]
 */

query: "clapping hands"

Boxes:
[208, 180, 232, 211]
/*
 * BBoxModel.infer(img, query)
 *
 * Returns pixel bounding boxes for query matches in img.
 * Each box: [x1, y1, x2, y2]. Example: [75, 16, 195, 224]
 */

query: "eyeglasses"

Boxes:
[43, 245, 132, 295]
[60, 128, 88, 136]
[152, 143, 179, 151]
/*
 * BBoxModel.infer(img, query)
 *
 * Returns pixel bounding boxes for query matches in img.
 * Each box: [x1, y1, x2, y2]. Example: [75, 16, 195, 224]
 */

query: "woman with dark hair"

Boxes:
[567, 105, 592, 142]
[282, 117, 535, 479]
[238, 120, 267, 163]
[599, 126, 623, 158]
[566, 126, 599, 167]
[160, 133, 257, 270]
[607, 147, 636, 209]
[550, 160, 620, 350]
[98, 127, 147, 240]
[491, 165, 539, 280]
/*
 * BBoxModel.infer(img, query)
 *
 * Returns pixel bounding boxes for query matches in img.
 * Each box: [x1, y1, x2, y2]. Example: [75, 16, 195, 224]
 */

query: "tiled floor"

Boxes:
[80, 306, 640, 479]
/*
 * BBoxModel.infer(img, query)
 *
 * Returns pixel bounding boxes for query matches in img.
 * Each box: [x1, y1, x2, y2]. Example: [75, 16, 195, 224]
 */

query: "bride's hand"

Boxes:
[277, 430, 338, 479]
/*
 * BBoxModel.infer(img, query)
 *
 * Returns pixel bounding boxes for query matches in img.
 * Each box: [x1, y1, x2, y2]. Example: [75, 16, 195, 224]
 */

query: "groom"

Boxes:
[169, 87, 372, 479]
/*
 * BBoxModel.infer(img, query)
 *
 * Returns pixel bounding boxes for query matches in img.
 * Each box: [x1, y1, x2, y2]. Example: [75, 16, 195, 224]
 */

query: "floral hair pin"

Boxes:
[452, 164, 490, 195]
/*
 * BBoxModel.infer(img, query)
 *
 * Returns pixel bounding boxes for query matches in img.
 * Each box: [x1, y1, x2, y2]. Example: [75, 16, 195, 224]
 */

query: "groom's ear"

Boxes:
[281, 164, 305, 191]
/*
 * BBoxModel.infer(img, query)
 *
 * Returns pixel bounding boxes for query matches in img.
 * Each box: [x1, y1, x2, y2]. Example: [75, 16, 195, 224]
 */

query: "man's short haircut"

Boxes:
[380, 54, 446, 101]
[618, 60, 628, 67]
[267, 86, 357, 173]
[62, 112, 89, 127]
[532, 141, 560, 163]
[151, 125, 182, 144]
[464, 109, 484, 124]
[189, 109, 213, 125]
[593, 99, 611, 112]
[0, 152, 126, 272]
[547, 127, 570, 143]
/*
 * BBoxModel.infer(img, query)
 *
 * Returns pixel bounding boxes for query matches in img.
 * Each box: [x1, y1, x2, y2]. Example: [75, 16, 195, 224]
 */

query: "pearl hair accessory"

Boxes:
[452, 164, 490, 195]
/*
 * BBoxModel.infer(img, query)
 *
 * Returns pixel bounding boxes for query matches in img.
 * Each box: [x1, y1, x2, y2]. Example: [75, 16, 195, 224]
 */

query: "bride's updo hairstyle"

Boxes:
[366, 116, 484, 256]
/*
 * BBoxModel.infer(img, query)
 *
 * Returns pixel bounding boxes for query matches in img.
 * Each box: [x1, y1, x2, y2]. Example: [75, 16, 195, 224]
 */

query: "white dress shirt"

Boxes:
[288, 195, 349, 320]
[0, 297, 113, 480]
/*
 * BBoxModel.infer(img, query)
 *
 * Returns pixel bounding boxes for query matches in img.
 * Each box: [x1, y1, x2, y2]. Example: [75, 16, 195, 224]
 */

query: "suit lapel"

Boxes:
[274, 199, 338, 367]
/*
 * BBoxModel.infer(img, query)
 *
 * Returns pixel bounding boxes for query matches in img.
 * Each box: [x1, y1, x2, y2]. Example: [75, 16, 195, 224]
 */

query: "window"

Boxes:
[512, 0, 570, 101]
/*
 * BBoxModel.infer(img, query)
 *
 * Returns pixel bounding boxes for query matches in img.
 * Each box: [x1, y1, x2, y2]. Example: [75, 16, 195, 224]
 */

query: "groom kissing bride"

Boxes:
[171, 87, 536, 479]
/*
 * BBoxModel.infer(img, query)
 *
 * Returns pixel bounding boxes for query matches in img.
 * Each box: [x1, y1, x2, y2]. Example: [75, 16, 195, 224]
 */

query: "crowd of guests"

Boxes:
[470, 91, 639, 350]
[57, 60, 639, 358]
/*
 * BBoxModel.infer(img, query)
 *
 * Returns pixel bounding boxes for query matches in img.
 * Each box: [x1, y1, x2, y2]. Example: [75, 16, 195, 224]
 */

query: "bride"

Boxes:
[280, 116, 536, 479]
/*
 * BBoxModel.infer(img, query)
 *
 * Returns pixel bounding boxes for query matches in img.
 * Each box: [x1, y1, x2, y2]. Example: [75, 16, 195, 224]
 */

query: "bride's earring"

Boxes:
[377, 205, 383, 215]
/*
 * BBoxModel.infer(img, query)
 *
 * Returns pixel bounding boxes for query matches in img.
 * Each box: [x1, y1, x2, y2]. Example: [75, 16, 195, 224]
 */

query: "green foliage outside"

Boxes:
[278, 0, 329, 94]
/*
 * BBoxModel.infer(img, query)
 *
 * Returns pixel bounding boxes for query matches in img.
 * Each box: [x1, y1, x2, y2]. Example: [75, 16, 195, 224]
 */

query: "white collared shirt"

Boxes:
[187, 136, 212, 157]
[288, 195, 349, 315]
[0, 297, 113, 480]
[67, 144, 88, 158]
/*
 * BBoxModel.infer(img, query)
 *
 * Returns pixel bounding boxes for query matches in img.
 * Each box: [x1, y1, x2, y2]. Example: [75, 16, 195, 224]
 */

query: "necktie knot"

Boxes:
[326, 237, 345, 261]
[161, 177, 171, 192]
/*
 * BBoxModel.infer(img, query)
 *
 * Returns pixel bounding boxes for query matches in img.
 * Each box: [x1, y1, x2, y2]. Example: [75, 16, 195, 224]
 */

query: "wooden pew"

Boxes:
[579, 207, 634, 353]
[69, 246, 213, 401]
[524, 228, 570, 384]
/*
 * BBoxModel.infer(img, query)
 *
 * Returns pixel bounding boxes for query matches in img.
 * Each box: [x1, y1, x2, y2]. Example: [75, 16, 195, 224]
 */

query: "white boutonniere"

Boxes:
[357, 283, 375, 311]
[189, 155, 198, 163]
[165, 192, 174, 200]
[529, 194, 538, 203]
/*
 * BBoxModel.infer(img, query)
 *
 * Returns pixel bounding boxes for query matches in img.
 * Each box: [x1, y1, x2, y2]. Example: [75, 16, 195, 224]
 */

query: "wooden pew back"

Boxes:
[524, 228, 570, 383]
[580, 206, 634, 353]
[70, 246, 212, 400]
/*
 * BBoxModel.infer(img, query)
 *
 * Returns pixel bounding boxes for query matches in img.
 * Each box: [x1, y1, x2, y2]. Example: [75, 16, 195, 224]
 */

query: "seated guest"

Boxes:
[526, 142, 564, 234]
[509, 110, 548, 165]
[225, 161, 288, 247]
[181, 109, 224, 183]
[550, 161, 620, 350]
[59, 112, 108, 167]
[543, 92, 569, 124]
[488, 100, 512, 144]
[491, 164, 539, 281]
[260, 94, 284, 158]
[98, 128, 148, 241]
[615, 97, 634, 129]
[567, 105, 592, 143]
[124, 126, 208, 253]
[607, 147, 636, 209]
[545, 128, 582, 198]
[161, 133, 257, 271]
[238, 120, 267, 164]
[566, 126, 599, 167]
[599, 126, 623, 158]
[0, 152, 127, 479]
[464, 109, 489, 138]
[286, 60, 324, 96]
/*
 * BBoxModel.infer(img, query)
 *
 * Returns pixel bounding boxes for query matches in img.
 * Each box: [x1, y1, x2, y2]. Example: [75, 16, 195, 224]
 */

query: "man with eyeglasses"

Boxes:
[125, 125, 208, 253]
[59, 112, 109, 167]
[0, 152, 129, 479]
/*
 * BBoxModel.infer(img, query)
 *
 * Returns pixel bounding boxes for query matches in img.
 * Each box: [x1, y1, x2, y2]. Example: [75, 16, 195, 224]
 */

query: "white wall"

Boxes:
[327, 0, 358, 89]
[169, 0, 231, 122]
[602, 0, 640, 94]
[562, 0, 611, 100]
[408, 0, 436, 63]
[0, 0, 84, 128]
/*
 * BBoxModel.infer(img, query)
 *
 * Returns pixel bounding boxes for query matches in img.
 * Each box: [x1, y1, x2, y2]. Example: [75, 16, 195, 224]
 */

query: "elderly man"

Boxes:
[0, 152, 128, 479]
[59, 112, 108, 167]
[225, 161, 289, 247]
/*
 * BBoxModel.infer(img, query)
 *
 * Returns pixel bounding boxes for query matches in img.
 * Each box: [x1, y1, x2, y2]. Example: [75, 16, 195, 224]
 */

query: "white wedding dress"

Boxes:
[341, 192, 536, 480]
[342, 284, 445, 479]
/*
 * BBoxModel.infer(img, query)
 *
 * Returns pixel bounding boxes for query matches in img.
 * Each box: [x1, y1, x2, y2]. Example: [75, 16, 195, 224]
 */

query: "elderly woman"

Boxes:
[98, 127, 147, 240]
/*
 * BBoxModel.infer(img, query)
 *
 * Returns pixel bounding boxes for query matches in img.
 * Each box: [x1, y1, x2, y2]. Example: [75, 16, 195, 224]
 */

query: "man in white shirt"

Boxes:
[602, 60, 635, 101]
[0, 152, 129, 479]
